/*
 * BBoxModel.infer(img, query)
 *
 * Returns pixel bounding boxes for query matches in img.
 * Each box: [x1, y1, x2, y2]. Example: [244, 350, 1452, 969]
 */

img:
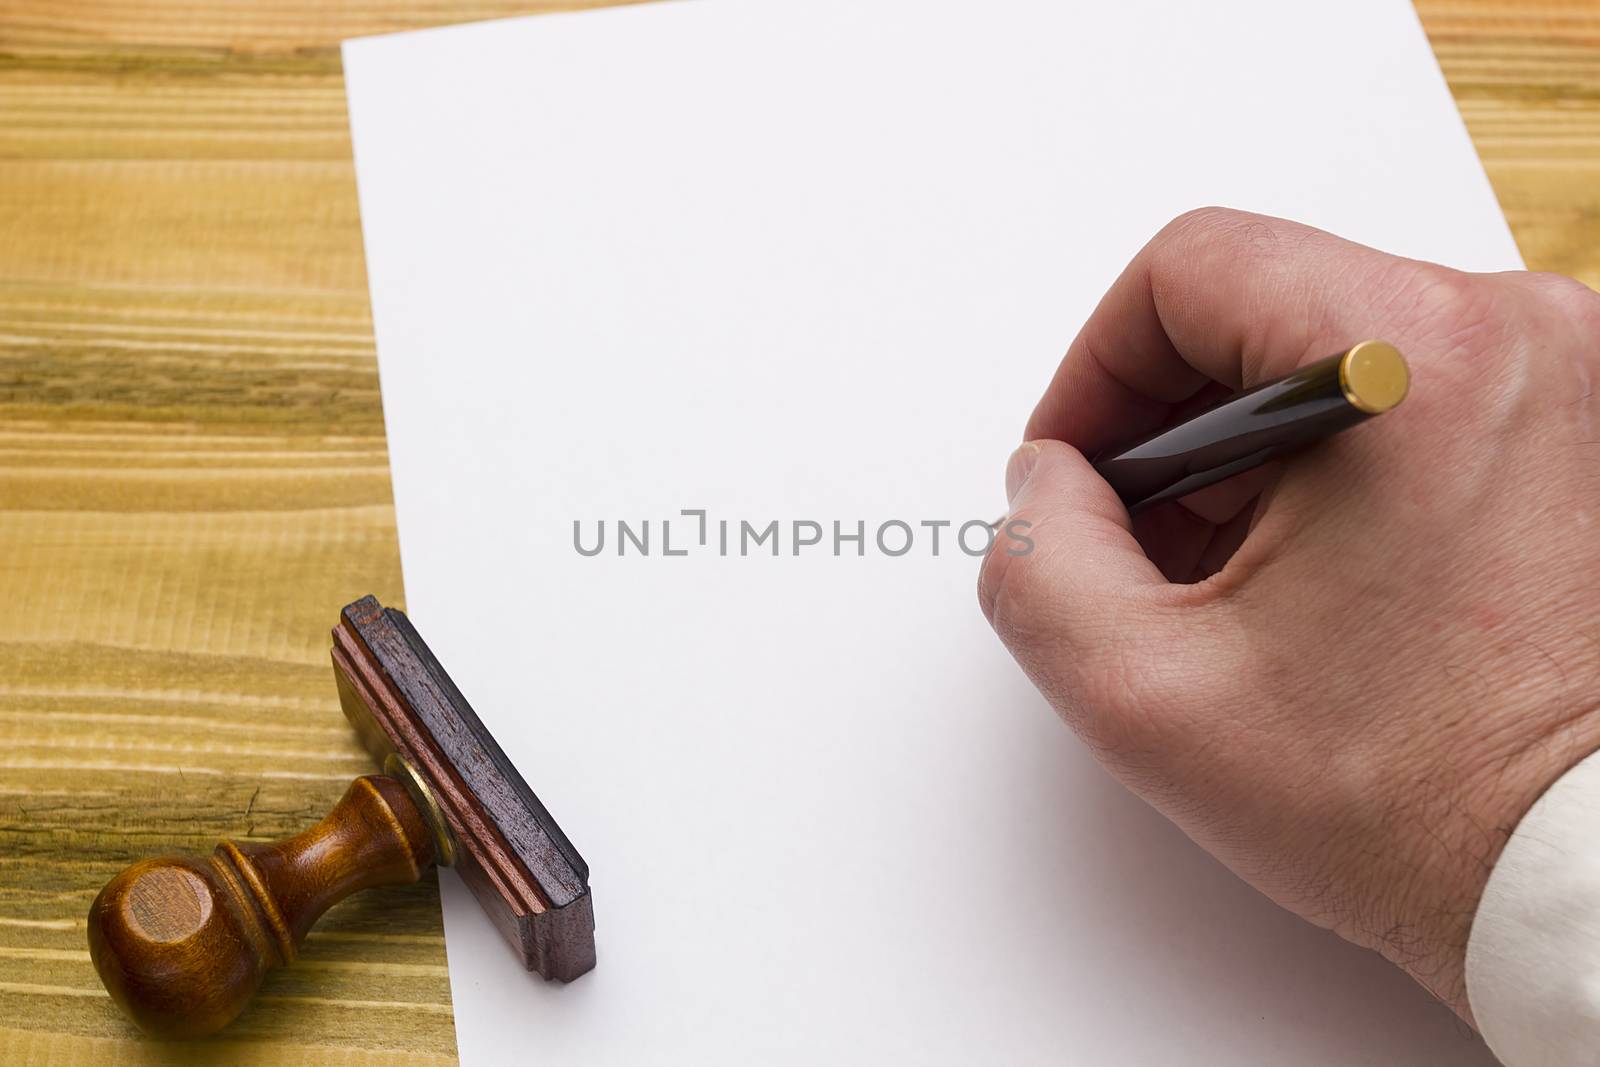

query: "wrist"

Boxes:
[1374, 701, 1600, 1024]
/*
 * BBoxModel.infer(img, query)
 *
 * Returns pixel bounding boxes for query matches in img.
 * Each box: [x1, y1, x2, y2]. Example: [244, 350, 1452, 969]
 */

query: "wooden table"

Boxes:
[2, 1, 1596, 1062]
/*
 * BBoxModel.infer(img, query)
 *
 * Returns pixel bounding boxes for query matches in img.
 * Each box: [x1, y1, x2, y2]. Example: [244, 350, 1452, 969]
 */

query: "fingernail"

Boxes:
[1006, 442, 1042, 507]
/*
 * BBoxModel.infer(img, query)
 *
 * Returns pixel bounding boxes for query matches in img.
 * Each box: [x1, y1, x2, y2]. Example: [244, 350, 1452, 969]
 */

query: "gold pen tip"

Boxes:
[1339, 340, 1409, 415]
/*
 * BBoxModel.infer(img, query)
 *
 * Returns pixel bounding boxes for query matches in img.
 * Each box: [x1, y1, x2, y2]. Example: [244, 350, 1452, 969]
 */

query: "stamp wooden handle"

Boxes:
[87, 774, 437, 1038]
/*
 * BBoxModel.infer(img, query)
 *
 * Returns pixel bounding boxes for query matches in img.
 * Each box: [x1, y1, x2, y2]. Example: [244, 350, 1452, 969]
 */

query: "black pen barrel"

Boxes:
[1091, 340, 1409, 513]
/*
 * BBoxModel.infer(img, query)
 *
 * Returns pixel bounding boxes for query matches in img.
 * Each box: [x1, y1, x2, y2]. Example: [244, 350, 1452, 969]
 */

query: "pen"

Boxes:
[1092, 340, 1409, 513]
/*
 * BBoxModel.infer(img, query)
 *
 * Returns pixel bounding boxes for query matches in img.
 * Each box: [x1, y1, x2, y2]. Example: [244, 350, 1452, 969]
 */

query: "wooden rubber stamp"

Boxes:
[86, 596, 594, 1038]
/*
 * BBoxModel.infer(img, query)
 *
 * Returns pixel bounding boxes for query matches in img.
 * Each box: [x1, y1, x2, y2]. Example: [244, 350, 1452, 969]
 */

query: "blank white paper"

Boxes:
[344, 1, 1519, 1062]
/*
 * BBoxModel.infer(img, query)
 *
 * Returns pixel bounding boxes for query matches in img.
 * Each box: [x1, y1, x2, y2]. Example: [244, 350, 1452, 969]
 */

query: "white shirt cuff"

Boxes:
[1466, 751, 1600, 1066]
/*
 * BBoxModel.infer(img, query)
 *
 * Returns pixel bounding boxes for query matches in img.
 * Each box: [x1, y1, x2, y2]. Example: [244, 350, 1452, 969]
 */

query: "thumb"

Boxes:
[979, 439, 1167, 671]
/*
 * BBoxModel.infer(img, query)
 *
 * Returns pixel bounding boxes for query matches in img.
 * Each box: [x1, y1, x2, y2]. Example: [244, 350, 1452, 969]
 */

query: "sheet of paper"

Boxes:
[344, 1, 1519, 1061]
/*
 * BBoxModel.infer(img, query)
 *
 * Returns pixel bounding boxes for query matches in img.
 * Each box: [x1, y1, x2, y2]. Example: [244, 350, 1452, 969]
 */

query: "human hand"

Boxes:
[978, 207, 1600, 1020]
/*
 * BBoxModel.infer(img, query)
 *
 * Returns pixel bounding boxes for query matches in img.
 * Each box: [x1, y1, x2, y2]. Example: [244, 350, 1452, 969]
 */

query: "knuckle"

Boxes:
[1147, 207, 1303, 302]
[1390, 269, 1600, 404]
[1519, 270, 1597, 307]
[977, 535, 1058, 648]
[1382, 262, 1508, 363]
[1152, 206, 1264, 260]
[1159, 205, 1246, 241]
[1521, 272, 1600, 334]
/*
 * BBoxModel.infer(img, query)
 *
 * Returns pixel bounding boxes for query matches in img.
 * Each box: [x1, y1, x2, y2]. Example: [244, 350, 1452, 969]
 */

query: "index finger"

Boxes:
[1026, 207, 1436, 455]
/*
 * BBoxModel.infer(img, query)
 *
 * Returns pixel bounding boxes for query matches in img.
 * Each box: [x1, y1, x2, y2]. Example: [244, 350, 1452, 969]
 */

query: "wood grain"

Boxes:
[1424, 1, 1600, 285]
[0, 0, 1596, 1062]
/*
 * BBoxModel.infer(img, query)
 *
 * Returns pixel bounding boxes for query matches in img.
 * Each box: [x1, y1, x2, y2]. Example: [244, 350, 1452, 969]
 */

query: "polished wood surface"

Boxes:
[88, 776, 436, 1039]
[1, 0, 1597, 1062]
